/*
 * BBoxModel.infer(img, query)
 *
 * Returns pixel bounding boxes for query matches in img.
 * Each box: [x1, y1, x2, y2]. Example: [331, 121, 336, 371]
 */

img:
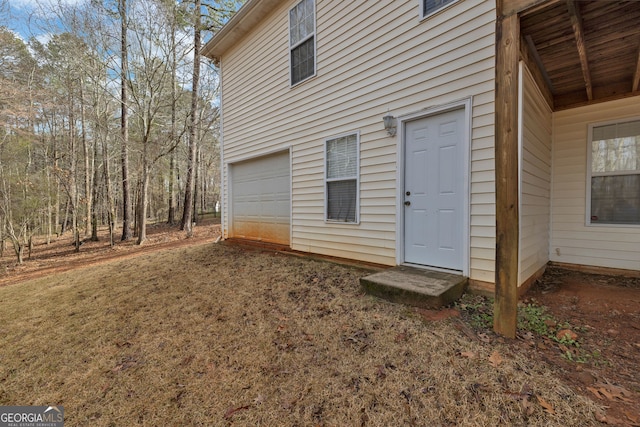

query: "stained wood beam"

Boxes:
[633, 43, 640, 92]
[566, 0, 593, 100]
[500, 0, 561, 17]
[520, 34, 554, 109]
[494, 8, 520, 339]
[555, 81, 640, 110]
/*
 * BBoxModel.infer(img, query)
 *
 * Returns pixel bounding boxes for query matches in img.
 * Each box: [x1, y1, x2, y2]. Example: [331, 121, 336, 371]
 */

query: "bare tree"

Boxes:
[165, 0, 188, 225]
[120, 0, 133, 241]
[127, 0, 192, 244]
[180, 0, 202, 236]
[0, 0, 243, 262]
[0, 28, 48, 263]
[0, 0, 8, 26]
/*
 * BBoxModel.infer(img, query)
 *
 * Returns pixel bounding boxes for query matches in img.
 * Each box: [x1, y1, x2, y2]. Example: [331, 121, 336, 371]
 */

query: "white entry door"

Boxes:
[403, 108, 465, 270]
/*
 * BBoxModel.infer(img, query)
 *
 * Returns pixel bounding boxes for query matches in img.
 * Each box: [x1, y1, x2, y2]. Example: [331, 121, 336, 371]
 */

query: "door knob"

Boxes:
[404, 201, 411, 206]
[405, 191, 411, 196]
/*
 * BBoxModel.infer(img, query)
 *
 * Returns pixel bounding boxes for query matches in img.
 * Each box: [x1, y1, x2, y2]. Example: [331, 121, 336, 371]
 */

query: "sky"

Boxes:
[3, 0, 225, 98]
[5, 0, 86, 43]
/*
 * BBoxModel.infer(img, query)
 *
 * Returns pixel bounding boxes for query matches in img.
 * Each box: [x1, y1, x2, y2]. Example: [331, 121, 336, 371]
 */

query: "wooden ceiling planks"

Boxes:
[518, 0, 640, 110]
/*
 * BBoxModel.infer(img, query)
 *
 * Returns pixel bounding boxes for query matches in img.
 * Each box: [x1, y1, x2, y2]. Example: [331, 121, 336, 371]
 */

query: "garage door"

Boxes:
[230, 151, 290, 245]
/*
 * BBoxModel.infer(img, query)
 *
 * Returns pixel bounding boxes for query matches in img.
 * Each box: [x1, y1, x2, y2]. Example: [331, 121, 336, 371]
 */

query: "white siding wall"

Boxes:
[551, 97, 640, 271]
[220, 0, 496, 276]
[519, 65, 552, 285]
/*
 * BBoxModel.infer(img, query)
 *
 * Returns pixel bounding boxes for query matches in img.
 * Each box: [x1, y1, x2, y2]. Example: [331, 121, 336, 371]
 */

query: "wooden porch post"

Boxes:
[494, 2, 520, 338]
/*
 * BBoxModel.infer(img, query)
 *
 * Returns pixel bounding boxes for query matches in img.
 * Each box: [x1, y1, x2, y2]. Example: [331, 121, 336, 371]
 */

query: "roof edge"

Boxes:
[202, 0, 284, 62]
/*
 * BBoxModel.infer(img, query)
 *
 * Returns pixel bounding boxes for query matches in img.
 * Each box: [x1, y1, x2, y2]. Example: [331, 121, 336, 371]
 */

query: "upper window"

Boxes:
[289, 0, 315, 86]
[325, 133, 359, 223]
[588, 119, 640, 225]
[421, 0, 457, 18]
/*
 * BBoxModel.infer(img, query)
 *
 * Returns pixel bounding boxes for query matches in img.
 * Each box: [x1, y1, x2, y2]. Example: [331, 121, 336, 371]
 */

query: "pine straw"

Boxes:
[0, 243, 601, 426]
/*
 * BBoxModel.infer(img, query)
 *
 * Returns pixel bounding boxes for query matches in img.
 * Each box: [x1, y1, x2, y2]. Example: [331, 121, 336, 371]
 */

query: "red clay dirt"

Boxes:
[1, 223, 639, 425]
[525, 268, 640, 427]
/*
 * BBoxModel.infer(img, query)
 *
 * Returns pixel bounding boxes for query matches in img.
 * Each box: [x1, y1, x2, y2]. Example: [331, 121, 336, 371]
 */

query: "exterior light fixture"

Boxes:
[383, 113, 397, 136]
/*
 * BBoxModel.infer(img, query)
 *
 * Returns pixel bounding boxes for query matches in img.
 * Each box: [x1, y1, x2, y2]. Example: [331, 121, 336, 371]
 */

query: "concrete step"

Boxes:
[360, 266, 468, 309]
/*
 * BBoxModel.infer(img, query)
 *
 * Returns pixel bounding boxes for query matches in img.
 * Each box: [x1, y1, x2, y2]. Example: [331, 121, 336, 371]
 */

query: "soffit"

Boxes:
[202, 0, 285, 62]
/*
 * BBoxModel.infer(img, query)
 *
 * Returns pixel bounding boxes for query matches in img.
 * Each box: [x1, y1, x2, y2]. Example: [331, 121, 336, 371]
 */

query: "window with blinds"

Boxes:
[325, 133, 359, 223]
[289, 0, 315, 86]
[588, 119, 640, 225]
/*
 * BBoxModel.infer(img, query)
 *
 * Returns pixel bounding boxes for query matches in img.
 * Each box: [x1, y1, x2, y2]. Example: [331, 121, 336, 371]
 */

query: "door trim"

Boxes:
[395, 98, 471, 275]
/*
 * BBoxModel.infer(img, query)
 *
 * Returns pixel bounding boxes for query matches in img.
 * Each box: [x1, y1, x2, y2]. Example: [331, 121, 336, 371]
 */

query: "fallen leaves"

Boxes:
[595, 410, 608, 423]
[556, 329, 578, 342]
[536, 396, 556, 415]
[452, 319, 480, 342]
[587, 380, 634, 403]
[488, 350, 503, 368]
[595, 410, 640, 427]
[520, 395, 535, 415]
[502, 384, 558, 417]
[223, 405, 251, 420]
[624, 410, 640, 425]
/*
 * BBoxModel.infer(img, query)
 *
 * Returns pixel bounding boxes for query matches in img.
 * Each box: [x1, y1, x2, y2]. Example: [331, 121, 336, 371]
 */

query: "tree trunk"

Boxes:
[181, 0, 201, 237]
[16, 243, 24, 264]
[54, 137, 60, 237]
[193, 142, 199, 224]
[120, 0, 132, 241]
[133, 178, 140, 238]
[167, 8, 178, 226]
[69, 92, 80, 253]
[0, 216, 5, 257]
[137, 167, 150, 245]
[7, 222, 26, 265]
[167, 149, 176, 225]
[45, 139, 52, 245]
[200, 147, 207, 214]
[103, 136, 115, 248]
[61, 197, 70, 235]
[72, 157, 80, 254]
[80, 81, 91, 237]
[90, 131, 100, 241]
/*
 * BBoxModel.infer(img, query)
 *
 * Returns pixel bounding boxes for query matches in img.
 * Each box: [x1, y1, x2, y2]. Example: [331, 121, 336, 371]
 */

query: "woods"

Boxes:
[0, 0, 242, 262]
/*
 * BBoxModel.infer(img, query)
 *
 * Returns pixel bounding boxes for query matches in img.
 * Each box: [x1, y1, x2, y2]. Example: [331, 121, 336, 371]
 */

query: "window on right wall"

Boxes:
[588, 118, 640, 225]
[421, 0, 457, 18]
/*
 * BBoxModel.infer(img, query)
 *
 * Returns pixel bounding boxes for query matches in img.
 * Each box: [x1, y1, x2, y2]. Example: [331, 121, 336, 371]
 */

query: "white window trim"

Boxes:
[324, 131, 360, 224]
[288, 0, 317, 87]
[586, 116, 640, 227]
[419, 0, 460, 21]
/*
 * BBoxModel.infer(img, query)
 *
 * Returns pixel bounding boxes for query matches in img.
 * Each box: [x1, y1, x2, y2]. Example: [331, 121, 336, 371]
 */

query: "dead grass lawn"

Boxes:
[0, 243, 602, 426]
